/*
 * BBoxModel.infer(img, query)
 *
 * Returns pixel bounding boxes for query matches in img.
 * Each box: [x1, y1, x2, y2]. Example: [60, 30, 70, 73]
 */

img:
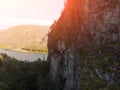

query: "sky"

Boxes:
[0, 0, 65, 29]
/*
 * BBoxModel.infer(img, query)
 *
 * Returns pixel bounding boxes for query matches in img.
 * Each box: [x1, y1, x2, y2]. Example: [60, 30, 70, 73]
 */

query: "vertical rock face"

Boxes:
[48, 0, 120, 90]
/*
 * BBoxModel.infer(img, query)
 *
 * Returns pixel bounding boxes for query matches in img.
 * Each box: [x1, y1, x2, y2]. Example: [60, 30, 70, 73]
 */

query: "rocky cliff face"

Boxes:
[48, 0, 120, 90]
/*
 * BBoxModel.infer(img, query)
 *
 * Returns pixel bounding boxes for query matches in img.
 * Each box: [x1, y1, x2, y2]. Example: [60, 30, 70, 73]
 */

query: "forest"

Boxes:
[0, 53, 52, 90]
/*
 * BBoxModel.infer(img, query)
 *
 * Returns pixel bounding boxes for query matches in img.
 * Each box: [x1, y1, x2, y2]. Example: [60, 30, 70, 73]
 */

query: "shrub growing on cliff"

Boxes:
[79, 41, 120, 90]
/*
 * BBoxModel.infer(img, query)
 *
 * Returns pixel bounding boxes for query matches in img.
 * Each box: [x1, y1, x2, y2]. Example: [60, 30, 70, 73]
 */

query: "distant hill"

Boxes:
[0, 25, 49, 47]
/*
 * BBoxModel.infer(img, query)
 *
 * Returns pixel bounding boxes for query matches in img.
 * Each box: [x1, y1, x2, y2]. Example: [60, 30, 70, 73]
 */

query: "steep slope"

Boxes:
[48, 0, 120, 90]
[0, 25, 49, 46]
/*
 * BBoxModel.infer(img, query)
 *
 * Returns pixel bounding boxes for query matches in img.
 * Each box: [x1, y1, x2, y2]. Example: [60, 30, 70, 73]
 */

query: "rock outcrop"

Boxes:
[48, 0, 120, 90]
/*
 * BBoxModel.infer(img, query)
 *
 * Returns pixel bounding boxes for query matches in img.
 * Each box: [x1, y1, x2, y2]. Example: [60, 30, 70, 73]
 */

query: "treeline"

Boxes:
[21, 45, 48, 53]
[0, 53, 52, 90]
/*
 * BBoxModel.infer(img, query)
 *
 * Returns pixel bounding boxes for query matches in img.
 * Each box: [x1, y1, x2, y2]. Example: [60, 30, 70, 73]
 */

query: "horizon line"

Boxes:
[0, 18, 54, 25]
[0, 18, 54, 29]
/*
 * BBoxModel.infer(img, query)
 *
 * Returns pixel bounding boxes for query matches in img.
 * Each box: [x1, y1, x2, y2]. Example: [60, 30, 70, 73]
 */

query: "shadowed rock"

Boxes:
[48, 0, 120, 90]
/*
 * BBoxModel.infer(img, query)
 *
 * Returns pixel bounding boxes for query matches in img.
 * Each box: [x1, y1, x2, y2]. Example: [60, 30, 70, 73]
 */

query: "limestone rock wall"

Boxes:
[47, 0, 120, 90]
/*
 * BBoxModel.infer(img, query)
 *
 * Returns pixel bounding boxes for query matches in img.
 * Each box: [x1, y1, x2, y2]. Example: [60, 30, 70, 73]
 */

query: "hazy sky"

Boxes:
[0, 0, 65, 27]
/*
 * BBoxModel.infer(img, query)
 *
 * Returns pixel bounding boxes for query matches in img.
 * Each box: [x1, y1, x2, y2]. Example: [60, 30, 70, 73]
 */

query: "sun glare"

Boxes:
[0, 18, 53, 26]
[0, 0, 65, 29]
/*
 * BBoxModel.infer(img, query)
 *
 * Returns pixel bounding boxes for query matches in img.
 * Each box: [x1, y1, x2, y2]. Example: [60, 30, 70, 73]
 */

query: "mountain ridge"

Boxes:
[0, 25, 49, 47]
[0, 25, 49, 44]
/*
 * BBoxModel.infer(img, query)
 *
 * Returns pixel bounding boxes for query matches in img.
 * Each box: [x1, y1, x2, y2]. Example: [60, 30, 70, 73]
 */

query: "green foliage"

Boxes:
[0, 53, 50, 90]
[0, 53, 3, 60]
[79, 41, 120, 90]
[22, 45, 48, 53]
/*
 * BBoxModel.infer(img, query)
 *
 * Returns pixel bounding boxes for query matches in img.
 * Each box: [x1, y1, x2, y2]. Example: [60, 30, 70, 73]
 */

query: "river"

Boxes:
[0, 49, 48, 62]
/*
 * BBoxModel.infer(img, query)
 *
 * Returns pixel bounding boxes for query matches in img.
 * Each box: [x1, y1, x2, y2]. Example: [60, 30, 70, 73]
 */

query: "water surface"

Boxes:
[0, 49, 48, 62]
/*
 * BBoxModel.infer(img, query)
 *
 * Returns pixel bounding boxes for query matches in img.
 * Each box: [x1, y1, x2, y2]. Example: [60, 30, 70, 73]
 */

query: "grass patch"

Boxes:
[21, 45, 48, 53]
[0, 44, 11, 49]
[0, 44, 48, 54]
